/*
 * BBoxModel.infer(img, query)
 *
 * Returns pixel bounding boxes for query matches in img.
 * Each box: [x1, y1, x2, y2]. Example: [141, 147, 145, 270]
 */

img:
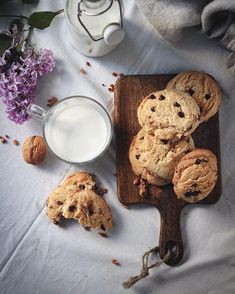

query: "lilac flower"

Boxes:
[0, 26, 55, 124]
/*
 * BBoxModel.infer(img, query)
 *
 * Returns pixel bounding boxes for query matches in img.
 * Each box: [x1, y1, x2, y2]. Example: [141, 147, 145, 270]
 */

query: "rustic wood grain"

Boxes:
[114, 74, 222, 265]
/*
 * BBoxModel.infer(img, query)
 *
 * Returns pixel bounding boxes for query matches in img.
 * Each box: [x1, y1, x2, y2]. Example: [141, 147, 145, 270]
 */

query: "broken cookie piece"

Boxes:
[46, 172, 112, 231]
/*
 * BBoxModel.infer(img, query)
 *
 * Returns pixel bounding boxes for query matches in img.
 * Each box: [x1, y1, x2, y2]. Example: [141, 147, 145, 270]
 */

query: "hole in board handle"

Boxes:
[166, 240, 178, 261]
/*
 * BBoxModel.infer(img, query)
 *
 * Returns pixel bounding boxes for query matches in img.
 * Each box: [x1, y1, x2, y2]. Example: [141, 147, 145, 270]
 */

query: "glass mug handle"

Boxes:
[27, 104, 46, 121]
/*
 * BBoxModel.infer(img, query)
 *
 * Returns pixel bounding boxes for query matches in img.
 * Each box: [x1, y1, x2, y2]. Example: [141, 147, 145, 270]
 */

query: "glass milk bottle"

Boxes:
[65, 0, 125, 57]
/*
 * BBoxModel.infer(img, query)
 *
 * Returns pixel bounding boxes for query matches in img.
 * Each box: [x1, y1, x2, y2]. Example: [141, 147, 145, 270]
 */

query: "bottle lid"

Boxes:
[103, 24, 125, 46]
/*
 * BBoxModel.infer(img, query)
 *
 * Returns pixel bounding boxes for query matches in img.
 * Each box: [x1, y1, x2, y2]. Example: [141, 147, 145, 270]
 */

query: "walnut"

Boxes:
[22, 136, 47, 165]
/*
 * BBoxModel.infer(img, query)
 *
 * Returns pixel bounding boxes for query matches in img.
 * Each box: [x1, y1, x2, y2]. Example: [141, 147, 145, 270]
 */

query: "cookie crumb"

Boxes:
[133, 177, 140, 186]
[112, 72, 118, 77]
[47, 96, 58, 107]
[102, 83, 106, 87]
[80, 68, 87, 74]
[86, 61, 91, 67]
[5, 134, 10, 138]
[119, 73, 124, 77]
[122, 204, 128, 209]
[84, 226, 91, 231]
[96, 188, 108, 196]
[1, 137, 7, 144]
[99, 232, 108, 238]
[13, 139, 19, 146]
[108, 84, 114, 92]
[112, 259, 121, 266]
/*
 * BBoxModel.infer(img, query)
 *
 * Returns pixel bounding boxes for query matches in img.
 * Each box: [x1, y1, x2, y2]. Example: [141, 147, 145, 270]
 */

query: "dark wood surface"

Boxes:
[114, 74, 222, 265]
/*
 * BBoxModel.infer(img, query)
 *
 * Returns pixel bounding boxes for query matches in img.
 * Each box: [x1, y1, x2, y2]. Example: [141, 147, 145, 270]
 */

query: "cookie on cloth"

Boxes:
[46, 172, 112, 231]
[172, 149, 218, 203]
[166, 71, 222, 122]
[129, 130, 170, 186]
[129, 129, 195, 184]
[137, 89, 200, 140]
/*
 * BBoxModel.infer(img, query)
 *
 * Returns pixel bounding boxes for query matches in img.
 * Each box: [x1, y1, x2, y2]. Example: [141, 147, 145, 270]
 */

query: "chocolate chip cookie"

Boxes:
[166, 71, 221, 122]
[137, 89, 200, 140]
[46, 172, 112, 231]
[172, 149, 218, 203]
[129, 129, 195, 184]
[129, 130, 170, 186]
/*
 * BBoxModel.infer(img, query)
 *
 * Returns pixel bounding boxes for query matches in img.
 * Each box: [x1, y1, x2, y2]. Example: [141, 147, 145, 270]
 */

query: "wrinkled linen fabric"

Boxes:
[135, 0, 235, 77]
[0, 0, 235, 294]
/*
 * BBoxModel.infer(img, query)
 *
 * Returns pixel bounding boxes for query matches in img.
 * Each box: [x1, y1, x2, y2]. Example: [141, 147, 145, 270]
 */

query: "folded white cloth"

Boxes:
[135, 0, 235, 77]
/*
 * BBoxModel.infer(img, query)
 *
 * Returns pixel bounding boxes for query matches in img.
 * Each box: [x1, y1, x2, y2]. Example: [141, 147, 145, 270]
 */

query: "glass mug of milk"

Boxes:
[27, 96, 112, 164]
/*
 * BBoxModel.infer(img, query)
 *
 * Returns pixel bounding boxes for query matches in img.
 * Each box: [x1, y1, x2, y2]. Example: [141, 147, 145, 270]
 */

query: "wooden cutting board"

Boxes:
[114, 74, 222, 266]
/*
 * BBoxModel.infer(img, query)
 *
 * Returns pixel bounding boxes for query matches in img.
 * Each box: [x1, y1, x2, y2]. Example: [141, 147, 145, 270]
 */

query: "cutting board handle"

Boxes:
[158, 203, 184, 266]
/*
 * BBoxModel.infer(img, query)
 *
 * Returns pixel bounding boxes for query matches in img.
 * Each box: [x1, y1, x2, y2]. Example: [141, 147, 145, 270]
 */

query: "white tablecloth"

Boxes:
[0, 1, 235, 293]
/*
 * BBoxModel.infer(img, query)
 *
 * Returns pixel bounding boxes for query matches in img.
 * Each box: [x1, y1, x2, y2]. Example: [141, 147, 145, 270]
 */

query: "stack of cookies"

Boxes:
[129, 71, 221, 203]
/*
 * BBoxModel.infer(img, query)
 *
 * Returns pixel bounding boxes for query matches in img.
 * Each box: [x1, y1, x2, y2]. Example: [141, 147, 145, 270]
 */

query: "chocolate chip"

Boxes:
[159, 95, 165, 100]
[57, 201, 63, 205]
[53, 220, 59, 225]
[68, 205, 77, 212]
[184, 190, 200, 197]
[185, 87, 195, 96]
[100, 224, 106, 231]
[174, 102, 181, 107]
[178, 111, 185, 118]
[136, 155, 140, 160]
[161, 139, 168, 144]
[85, 203, 94, 216]
[192, 183, 198, 187]
[140, 137, 144, 140]
[79, 184, 85, 190]
[199, 106, 203, 113]
[149, 94, 156, 99]
[195, 159, 202, 164]
[151, 107, 155, 112]
[204, 94, 211, 100]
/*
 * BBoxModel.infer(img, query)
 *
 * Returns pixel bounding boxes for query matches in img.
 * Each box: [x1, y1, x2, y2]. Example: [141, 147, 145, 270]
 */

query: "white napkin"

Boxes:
[134, 0, 235, 77]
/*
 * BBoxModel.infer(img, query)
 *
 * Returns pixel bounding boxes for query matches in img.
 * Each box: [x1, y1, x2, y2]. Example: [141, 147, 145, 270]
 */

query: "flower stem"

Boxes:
[0, 15, 28, 20]
[25, 26, 34, 44]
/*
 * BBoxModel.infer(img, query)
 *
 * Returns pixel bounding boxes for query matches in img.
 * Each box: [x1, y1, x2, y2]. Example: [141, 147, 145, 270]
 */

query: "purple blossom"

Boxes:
[0, 27, 55, 124]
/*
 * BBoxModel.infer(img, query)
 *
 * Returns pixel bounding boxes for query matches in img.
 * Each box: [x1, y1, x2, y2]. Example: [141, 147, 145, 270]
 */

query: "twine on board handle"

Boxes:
[122, 246, 171, 289]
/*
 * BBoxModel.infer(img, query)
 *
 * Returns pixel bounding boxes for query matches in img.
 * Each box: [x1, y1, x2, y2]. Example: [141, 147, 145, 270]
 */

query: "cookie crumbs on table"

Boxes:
[108, 84, 114, 92]
[99, 232, 108, 238]
[112, 259, 121, 266]
[13, 139, 19, 146]
[86, 61, 91, 66]
[80, 68, 87, 74]
[0, 137, 7, 144]
[47, 96, 58, 107]
[112, 72, 119, 77]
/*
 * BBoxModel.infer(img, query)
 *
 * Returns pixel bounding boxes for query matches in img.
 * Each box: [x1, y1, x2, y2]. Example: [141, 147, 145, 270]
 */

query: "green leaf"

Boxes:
[28, 10, 63, 30]
[23, 0, 39, 4]
[0, 34, 12, 56]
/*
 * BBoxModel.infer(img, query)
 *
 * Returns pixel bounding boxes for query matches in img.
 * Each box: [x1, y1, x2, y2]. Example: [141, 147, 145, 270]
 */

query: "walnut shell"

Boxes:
[22, 136, 47, 165]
